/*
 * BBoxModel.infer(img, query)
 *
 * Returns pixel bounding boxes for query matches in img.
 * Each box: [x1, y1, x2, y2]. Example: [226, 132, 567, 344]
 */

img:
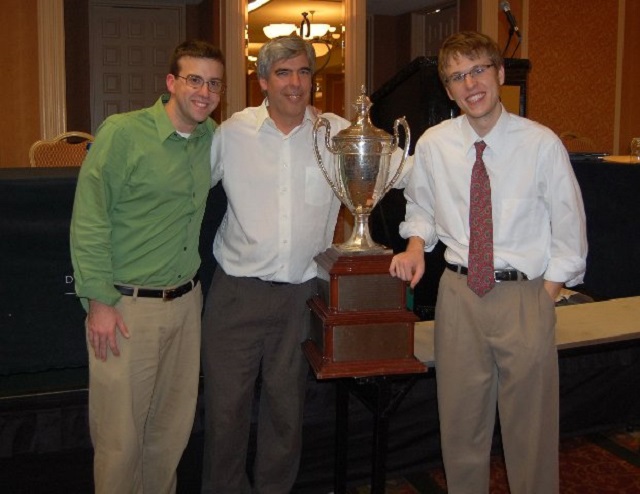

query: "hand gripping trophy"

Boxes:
[305, 87, 425, 380]
[313, 86, 410, 254]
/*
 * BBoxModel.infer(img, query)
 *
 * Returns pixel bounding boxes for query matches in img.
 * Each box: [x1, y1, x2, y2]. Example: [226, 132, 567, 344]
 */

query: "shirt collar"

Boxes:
[153, 94, 215, 142]
[459, 103, 510, 154]
[253, 99, 316, 135]
[253, 100, 271, 134]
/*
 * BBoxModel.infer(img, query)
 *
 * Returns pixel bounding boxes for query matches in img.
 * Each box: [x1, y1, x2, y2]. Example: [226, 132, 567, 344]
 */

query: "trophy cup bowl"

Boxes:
[313, 87, 410, 254]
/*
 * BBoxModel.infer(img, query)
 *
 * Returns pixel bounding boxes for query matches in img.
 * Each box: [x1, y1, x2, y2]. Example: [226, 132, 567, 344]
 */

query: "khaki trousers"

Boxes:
[88, 284, 202, 494]
[435, 269, 559, 494]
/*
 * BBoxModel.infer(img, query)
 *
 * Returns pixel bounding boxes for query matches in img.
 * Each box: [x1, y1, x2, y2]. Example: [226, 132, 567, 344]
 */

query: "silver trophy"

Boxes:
[313, 86, 410, 254]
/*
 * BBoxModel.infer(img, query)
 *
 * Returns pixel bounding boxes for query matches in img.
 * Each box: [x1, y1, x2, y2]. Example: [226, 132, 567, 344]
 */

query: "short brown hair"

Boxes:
[438, 31, 503, 85]
[169, 40, 225, 76]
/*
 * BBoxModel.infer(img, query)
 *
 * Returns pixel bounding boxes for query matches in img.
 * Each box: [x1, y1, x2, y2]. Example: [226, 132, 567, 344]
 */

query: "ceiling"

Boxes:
[367, 0, 443, 15]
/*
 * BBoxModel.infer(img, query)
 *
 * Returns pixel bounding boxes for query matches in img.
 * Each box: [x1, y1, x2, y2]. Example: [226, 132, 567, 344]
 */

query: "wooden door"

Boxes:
[89, 3, 185, 132]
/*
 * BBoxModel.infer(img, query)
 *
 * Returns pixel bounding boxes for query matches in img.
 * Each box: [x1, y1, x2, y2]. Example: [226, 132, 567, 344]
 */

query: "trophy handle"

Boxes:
[313, 117, 344, 201]
[382, 116, 411, 195]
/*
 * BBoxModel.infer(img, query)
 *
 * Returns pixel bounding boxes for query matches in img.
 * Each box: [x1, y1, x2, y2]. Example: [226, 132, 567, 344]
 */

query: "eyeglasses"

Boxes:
[176, 74, 226, 94]
[445, 64, 495, 85]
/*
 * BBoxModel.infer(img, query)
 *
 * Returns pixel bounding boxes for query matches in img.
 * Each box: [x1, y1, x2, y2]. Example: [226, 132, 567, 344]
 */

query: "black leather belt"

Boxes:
[251, 277, 290, 287]
[446, 263, 528, 282]
[115, 274, 199, 301]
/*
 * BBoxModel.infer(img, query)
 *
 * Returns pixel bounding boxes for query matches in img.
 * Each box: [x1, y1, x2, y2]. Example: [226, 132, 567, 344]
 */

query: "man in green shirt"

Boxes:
[70, 40, 224, 494]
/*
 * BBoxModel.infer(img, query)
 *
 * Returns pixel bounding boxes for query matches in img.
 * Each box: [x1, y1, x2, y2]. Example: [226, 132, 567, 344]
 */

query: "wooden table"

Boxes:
[414, 296, 640, 366]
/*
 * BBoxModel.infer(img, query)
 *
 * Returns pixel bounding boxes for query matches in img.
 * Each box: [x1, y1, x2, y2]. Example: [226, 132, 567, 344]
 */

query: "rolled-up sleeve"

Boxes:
[399, 141, 439, 251]
[543, 143, 588, 286]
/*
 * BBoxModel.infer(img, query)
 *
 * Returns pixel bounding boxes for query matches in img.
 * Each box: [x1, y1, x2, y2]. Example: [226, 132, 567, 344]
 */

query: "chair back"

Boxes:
[560, 131, 596, 153]
[29, 131, 94, 167]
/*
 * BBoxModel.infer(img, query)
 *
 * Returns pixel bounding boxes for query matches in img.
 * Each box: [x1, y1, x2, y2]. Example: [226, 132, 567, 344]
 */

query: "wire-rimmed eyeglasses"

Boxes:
[445, 64, 495, 85]
[176, 74, 226, 94]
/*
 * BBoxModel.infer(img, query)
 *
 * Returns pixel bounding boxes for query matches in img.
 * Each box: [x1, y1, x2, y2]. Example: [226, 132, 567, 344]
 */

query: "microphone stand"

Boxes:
[502, 27, 515, 57]
[502, 27, 522, 59]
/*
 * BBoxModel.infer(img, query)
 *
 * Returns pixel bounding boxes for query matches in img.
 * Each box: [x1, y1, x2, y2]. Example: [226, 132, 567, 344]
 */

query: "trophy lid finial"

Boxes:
[352, 85, 371, 118]
[335, 86, 393, 149]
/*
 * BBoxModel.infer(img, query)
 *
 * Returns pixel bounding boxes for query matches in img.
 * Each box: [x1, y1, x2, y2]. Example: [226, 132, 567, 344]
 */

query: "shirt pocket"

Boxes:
[305, 167, 333, 207]
[498, 198, 543, 242]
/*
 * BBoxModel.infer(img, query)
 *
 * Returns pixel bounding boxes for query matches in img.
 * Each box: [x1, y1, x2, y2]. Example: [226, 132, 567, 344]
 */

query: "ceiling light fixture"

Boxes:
[299, 11, 332, 40]
[311, 41, 331, 58]
[248, 0, 272, 13]
[262, 23, 297, 38]
[262, 11, 338, 60]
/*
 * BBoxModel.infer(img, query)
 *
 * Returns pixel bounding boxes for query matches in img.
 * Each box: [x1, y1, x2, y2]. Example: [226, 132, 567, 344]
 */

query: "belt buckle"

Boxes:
[494, 270, 520, 282]
[494, 270, 509, 283]
[162, 288, 178, 302]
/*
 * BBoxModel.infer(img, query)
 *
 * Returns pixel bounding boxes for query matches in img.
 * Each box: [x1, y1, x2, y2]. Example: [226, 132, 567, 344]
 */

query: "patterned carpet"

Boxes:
[1, 427, 638, 493]
[348, 428, 640, 494]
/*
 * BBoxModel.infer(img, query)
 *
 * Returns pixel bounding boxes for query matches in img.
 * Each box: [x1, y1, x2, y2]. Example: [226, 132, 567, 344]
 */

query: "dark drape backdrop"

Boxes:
[1, 162, 639, 479]
[0, 168, 86, 375]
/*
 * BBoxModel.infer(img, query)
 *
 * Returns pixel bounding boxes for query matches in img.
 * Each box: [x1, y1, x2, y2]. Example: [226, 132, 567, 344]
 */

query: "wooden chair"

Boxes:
[560, 131, 596, 153]
[29, 131, 94, 167]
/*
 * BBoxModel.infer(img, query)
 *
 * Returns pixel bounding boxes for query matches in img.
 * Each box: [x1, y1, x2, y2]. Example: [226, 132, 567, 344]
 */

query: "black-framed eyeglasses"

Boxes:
[177, 74, 226, 94]
[445, 64, 495, 85]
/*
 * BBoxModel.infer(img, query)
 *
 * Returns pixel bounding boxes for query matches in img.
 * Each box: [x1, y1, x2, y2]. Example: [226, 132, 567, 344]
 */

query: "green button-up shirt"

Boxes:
[70, 95, 215, 309]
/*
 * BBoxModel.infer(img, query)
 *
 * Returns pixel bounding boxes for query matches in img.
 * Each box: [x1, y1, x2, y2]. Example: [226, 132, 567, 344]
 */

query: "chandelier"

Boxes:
[262, 11, 339, 58]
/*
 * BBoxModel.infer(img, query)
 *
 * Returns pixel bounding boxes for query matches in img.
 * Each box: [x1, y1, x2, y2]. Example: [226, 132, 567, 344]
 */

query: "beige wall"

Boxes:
[1, 0, 40, 167]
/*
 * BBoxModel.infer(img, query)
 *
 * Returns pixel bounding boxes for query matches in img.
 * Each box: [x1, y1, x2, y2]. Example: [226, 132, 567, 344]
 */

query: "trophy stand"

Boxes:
[305, 87, 425, 379]
[303, 247, 426, 379]
[305, 88, 428, 494]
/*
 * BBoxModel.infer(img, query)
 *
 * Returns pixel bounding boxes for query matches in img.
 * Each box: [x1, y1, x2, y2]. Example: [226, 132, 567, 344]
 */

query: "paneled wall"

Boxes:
[369, 14, 413, 92]
[0, 0, 40, 168]
[619, 0, 640, 154]
[527, 0, 618, 153]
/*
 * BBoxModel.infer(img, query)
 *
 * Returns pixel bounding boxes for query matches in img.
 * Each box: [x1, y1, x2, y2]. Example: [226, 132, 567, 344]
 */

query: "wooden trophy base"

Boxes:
[304, 247, 427, 379]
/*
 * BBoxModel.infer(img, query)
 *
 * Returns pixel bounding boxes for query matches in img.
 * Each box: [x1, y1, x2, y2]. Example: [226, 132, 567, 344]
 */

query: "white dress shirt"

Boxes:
[211, 101, 411, 284]
[400, 106, 587, 286]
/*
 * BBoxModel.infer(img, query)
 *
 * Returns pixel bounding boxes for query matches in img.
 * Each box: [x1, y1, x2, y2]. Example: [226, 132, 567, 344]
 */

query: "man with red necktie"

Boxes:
[390, 31, 587, 494]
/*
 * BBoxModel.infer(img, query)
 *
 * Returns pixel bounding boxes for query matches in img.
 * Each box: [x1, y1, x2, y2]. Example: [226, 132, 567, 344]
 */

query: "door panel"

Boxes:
[90, 3, 185, 132]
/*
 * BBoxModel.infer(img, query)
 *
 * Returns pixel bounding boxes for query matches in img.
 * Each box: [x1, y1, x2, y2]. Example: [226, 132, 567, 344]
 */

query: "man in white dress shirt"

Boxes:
[390, 31, 587, 494]
[201, 35, 409, 494]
